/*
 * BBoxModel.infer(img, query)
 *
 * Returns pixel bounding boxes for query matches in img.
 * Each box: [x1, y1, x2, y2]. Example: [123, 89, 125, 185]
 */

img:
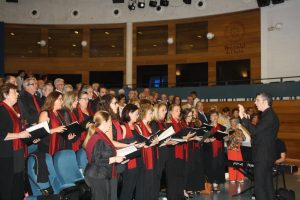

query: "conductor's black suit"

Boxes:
[241, 107, 279, 200]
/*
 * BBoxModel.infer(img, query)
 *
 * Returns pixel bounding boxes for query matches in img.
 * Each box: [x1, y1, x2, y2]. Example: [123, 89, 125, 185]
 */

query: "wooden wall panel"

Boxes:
[133, 9, 261, 86]
[202, 100, 300, 163]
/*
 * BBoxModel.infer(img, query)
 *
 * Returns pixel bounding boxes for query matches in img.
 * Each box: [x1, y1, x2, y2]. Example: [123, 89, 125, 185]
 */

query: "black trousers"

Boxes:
[119, 168, 142, 200]
[0, 157, 24, 200]
[166, 158, 185, 200]
[85, 176, 111, 200]
[254, 161, 276, 200]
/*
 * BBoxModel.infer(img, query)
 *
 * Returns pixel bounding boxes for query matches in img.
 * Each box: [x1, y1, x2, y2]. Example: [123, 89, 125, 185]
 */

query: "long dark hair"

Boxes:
[121, 103, 138, 123]
[41, 91, 62, 111]
[97, 94, 120, 120]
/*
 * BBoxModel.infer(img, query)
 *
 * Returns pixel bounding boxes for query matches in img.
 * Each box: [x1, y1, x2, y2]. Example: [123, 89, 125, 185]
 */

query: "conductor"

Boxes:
[238, 92, 279, 200]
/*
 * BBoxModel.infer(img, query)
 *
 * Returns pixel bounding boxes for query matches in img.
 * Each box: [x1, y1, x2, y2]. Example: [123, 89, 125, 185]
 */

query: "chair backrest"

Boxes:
[27, 154, 52, 196]
[76, 148, 88, 172]
[53, 150, 83, 185]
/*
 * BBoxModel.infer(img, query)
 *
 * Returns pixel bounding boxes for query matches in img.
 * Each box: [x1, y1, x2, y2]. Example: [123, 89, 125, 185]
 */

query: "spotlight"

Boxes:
[138, 0, 145, 8]
[149, 0, 157, 7]
[128, 0, 136, 10]
[183, 0, 191, 4]
[160, 0, 169, 6]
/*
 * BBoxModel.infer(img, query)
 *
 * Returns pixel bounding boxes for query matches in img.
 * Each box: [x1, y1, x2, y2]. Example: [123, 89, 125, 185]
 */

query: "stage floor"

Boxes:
[159, 173, 300, 200]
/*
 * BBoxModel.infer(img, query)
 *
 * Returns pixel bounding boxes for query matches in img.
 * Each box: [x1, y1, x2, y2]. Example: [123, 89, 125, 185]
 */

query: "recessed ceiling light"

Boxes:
[197, 35, 202, 38]
[189, 44, 194, 47]
[153, 44, 157, 47]
[72, 44, 77, 47]
[105, 32, 110, 35]
[111, 45, 116, 48]
[10, 32, 15, 36]
[74, 30, 79, 34]
[48, 36, 52, 40]
[138, 31, 143, 35]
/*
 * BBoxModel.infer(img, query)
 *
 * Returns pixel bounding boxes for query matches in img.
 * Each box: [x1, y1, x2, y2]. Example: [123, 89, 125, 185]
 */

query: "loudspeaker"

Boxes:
[183, 0, 192, 4]
[271, 0, 284, 4]
[257, 0, 270, 7]
[112, 0, 124, 3]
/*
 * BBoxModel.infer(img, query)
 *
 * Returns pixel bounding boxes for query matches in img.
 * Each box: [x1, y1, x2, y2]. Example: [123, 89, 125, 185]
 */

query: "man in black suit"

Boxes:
[18, 77, 42, 126]
[196, 101, 210, 124]
[238, 92, 279, 200]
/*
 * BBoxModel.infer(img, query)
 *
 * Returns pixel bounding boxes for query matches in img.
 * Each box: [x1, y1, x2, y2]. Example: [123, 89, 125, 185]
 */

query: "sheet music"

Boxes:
[26, 121, 50, 133]
[170, 138, 187, 143]
[158, 126, 175, 141]
[117, 145, 138, 157]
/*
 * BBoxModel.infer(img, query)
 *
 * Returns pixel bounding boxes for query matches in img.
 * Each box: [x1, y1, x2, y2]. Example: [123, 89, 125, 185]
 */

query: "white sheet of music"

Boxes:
[26, 121, 50, 133]
[158, 126, 175, 141]
[117, 145, 138, 157]
[170, 138, 187, 143]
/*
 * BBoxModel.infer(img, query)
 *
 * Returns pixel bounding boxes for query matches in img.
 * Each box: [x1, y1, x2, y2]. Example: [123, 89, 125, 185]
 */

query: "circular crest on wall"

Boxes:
[224, 21, 245, 43]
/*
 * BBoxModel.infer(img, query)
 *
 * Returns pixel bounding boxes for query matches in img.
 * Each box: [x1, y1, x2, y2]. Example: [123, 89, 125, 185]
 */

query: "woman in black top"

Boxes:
[38, 91, 75, 155]
[0, 83, 31, 200]
[119, 104, 145, 200]
[83, 111, 125, 200]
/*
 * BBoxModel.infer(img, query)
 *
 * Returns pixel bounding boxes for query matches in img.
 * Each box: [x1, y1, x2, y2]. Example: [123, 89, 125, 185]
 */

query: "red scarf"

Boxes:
[212, 124, 223, 157]
[49, 110, 64, 156]
[181, 121, 189, 161]
[86, 129, 117, 178]
[112, 120, 123, 141]
[157, 119, 166, 131]
[125, 123, 137, 169]
[69, 110, 81, 152]
[189, 122, 200, 149]
[32, 95, 41, 113]
[138, 120, 154, 170]
[170, 117, 184, 160]
[0, 102, 23, 151]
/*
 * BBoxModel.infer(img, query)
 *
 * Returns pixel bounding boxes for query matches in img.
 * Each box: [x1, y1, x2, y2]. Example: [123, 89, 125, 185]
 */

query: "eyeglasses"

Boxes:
[28, 83, 37, 86]
[80, 98, 89, 101]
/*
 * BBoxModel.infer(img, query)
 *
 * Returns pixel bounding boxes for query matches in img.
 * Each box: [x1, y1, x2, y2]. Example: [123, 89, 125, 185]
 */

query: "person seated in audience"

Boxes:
[190, 91, 200, 107]
[246, 107, 255, 116]
[75, 82, 83, 92]
[168, 94, 175, 105]
[118, 88, 125, 95]
[250, 113, 259, 126]
[54, 78, 65, 93]
[226, 118, 246, 183]
[16, 70, 26, 91]
[92, 82, 100, 98]
[109, 89, 116, 96]
[0, 83, 32, 200]
[80, 85, 95, 114]
[41, 83, 54, 105]
[182, 95, 194, 109]
[143, 88, 151, 99]
[38, 91, 75, 155]
[4, 75, 17, 86]
[36, 78, 45, 98]
[160, 93, 168, 105]
[275, 138, 287, 164]
[152, 91, 159, 104]
[18, 77, 42, 126]
[117, 94, 127, 116]
[196, 101, 209, 124]
[83, 111, 125, 200]
[231, 108, 240, 123]
[174, 95, 182, 107]
[129, 97, 140, 108]
[63, 84, 73, 93]
[218, 107, 231, 129]
[128, 89, 136, 101]
[100, 87, 108, 97]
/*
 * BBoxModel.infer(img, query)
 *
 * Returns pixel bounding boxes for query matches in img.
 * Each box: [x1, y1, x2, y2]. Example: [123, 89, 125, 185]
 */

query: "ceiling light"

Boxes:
[138, 0, 145, 8]
[72, 44, 77, 47]
[160, 0, 169, 6]
[149, 0, 157, 7]
[111, 45, 116, 48]
[153, 44, 157, 47]
[105, 31, 110, 35]
[128, 0, 136, 10]
[74, 30, 79, 34]
[10, 32, 15, 36]
[137, 31, 143, 35]
[197, 35, 202, 38]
